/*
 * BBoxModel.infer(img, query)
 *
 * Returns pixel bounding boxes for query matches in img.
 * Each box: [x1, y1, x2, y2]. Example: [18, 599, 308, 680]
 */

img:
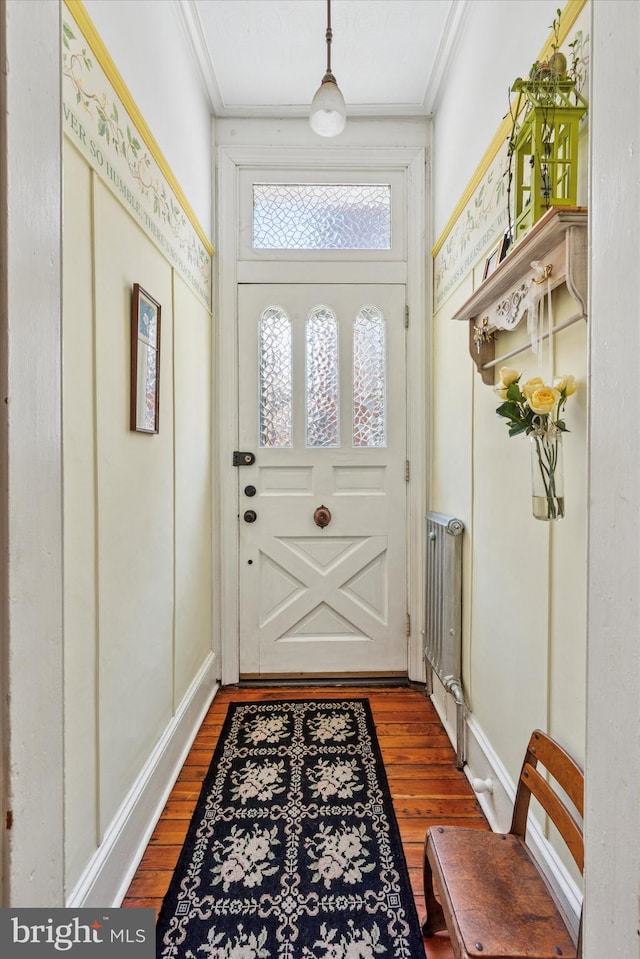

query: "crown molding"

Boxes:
[422, 0, 470, 115]
[173, 0, 224, 115]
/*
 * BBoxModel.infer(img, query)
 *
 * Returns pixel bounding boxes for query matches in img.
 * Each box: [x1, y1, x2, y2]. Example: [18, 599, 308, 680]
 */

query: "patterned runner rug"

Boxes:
[156, 698, 425, 959]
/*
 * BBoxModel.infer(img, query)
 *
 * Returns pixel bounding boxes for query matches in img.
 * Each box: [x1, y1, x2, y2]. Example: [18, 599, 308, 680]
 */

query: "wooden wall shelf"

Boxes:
[452, 207, 588, 384]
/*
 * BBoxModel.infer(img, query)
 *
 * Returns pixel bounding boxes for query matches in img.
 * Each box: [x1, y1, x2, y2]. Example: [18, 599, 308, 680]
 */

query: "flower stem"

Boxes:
[532, 430, 564, 521]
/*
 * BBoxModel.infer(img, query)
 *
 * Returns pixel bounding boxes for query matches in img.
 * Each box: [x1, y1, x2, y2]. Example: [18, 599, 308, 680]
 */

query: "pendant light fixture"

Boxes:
[309, 0, 346, 137]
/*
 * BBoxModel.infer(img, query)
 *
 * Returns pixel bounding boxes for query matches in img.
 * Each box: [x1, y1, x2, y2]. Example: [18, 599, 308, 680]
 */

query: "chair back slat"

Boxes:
[519, 762, 584, 871]
[526, 729, 584, 816]
[511, 729, 584, 874]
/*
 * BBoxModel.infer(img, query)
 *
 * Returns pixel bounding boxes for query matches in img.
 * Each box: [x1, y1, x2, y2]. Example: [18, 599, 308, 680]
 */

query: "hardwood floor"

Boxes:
[122, 685, 489, 958]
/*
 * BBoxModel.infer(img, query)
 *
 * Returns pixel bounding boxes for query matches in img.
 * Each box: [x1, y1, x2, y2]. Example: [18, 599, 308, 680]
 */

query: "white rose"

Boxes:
[553, 374, 577, 396]
[498, 367, 520, 386]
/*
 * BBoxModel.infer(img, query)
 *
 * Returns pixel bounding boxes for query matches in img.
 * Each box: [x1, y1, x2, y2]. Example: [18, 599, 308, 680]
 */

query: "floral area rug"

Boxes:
[156, 698, 425, 959]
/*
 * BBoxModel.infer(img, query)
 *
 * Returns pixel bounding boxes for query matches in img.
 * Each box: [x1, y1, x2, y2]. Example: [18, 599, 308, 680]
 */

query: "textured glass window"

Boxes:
[259, 307, 292, 448]
[253, 183, 391, 250]
[306, 307, 339, 448]
[353, 307, 386, 448]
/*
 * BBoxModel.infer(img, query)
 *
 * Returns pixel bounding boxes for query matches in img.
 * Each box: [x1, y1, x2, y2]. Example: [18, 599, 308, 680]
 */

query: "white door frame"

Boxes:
[215, 142, 429, 686]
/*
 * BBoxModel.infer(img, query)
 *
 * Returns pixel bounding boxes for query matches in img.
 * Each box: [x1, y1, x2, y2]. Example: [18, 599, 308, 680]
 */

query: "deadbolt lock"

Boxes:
[233, 451, 256, 466]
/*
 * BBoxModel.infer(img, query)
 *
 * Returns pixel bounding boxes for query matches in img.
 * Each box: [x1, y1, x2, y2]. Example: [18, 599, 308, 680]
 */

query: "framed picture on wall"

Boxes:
[482, 233, 510, 280]
[130, 283, 161, 433]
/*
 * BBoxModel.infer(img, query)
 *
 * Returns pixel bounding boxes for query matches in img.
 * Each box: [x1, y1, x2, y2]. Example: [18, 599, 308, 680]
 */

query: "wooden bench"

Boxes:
[422, 729, 583, 959]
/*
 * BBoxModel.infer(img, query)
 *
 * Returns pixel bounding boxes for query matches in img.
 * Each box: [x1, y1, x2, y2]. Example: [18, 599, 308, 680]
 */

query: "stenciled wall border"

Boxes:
[62, 0, 213, 308]
[433, 0, 587, 312]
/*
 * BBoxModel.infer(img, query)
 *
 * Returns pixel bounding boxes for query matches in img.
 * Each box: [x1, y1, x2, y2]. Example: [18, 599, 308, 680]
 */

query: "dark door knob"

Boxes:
[313, 505, 331, 528]
[243, 510, 257, 523]
[244, 485, 257, 497]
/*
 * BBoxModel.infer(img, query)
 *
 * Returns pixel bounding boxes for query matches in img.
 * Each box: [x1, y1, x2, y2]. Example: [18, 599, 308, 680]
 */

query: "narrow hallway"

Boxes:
[122, 685, 488, 957]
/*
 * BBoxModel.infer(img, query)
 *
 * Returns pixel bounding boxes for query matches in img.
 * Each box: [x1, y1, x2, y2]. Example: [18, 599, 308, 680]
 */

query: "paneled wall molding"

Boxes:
[62, 1, 213, 308]
[66, 656, 219, 907]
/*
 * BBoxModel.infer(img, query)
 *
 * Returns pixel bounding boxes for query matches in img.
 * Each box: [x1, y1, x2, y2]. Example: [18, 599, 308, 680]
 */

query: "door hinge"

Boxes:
[406, 613, 411, 638]
[405, 460, 410, 483]
[404, 305, 409, 329]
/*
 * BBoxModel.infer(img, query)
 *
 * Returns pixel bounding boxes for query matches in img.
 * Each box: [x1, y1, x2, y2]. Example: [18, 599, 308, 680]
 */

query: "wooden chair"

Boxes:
[422, 729, 584, 959]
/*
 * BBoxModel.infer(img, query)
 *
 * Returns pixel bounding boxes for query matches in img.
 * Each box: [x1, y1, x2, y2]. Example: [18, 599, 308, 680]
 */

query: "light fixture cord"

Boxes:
[325, 0, 333, 77]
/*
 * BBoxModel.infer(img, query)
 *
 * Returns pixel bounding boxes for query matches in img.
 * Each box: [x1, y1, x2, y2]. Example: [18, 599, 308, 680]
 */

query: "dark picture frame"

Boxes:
[130, 283, 161, 433]
[482, 233, 511, 281]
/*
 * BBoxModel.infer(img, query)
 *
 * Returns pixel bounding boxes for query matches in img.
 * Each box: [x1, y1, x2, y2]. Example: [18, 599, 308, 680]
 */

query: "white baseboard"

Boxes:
[66, 653, 219, 908]
[428, 672, 456, 748]
[463, 712, 516, 833]
[429, 680, 582, 935]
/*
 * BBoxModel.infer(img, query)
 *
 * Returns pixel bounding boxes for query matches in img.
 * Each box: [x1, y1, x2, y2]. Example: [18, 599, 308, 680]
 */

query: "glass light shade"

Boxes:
[309, 76, 346, 137]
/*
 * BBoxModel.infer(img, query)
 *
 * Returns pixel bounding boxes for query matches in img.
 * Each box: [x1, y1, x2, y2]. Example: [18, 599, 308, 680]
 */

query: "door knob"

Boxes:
[244, 485, 257, 497]
[243, 510, 257, 523]
[313, 505, 331, 529]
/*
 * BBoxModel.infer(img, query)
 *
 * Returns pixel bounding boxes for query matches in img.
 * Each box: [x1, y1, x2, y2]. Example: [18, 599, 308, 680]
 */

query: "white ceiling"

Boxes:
[178, 0, 469, 119]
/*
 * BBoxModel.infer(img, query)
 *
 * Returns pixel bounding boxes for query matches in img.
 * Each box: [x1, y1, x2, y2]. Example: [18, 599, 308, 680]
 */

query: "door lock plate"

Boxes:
[233, 451, 256, 466]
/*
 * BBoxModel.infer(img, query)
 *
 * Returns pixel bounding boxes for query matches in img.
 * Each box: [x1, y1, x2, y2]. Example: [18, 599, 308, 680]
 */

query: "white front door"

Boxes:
[237, 284, 407, 677]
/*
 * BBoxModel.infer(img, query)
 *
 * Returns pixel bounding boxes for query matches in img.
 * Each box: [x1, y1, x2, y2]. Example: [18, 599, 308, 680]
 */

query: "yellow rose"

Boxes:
[553, 374, 577, 396]
[529, 386, 561, 415]
[495, 384, 508, 400]
[499, 367, 520, 387]
[521, 377, 545, 400]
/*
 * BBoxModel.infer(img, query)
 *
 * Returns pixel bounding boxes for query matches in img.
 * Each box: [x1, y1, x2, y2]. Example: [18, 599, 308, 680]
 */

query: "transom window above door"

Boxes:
[238, 169, 406, 262]
[252, 183, 391, 251]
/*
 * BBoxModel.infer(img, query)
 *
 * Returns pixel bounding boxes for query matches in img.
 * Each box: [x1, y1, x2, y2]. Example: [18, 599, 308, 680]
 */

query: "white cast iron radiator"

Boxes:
[424, 511, 465, 768]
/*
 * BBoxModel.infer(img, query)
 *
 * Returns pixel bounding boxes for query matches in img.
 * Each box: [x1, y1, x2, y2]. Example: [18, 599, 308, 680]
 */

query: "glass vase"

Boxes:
[530, 427, 564, 521]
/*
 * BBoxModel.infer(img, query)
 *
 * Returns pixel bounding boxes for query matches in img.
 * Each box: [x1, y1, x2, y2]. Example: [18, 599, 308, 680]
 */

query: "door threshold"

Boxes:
[238, 673, 411, 688]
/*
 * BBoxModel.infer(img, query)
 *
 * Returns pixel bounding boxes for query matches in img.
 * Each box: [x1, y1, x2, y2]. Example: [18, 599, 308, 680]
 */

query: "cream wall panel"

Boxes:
[92, 181, 174, 833]
[431, 279, 474, 517]
[470, 373, 549, 779]
[548, 310, 587, 765]
[465, 292, 587, 786]
[63, 142, 99, 892]
[173, 275, 213, 704]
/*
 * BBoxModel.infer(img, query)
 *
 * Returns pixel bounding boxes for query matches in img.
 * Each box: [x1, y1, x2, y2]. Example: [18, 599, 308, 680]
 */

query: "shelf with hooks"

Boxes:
[451, 206, 588, 384]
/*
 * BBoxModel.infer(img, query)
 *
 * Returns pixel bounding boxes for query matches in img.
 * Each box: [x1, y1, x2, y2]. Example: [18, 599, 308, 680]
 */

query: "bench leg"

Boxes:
[421, 837, 446, 938]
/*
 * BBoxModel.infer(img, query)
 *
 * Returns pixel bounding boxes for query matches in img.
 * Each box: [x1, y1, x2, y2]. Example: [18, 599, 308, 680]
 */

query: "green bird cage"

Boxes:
[511, 75, 588, 240]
